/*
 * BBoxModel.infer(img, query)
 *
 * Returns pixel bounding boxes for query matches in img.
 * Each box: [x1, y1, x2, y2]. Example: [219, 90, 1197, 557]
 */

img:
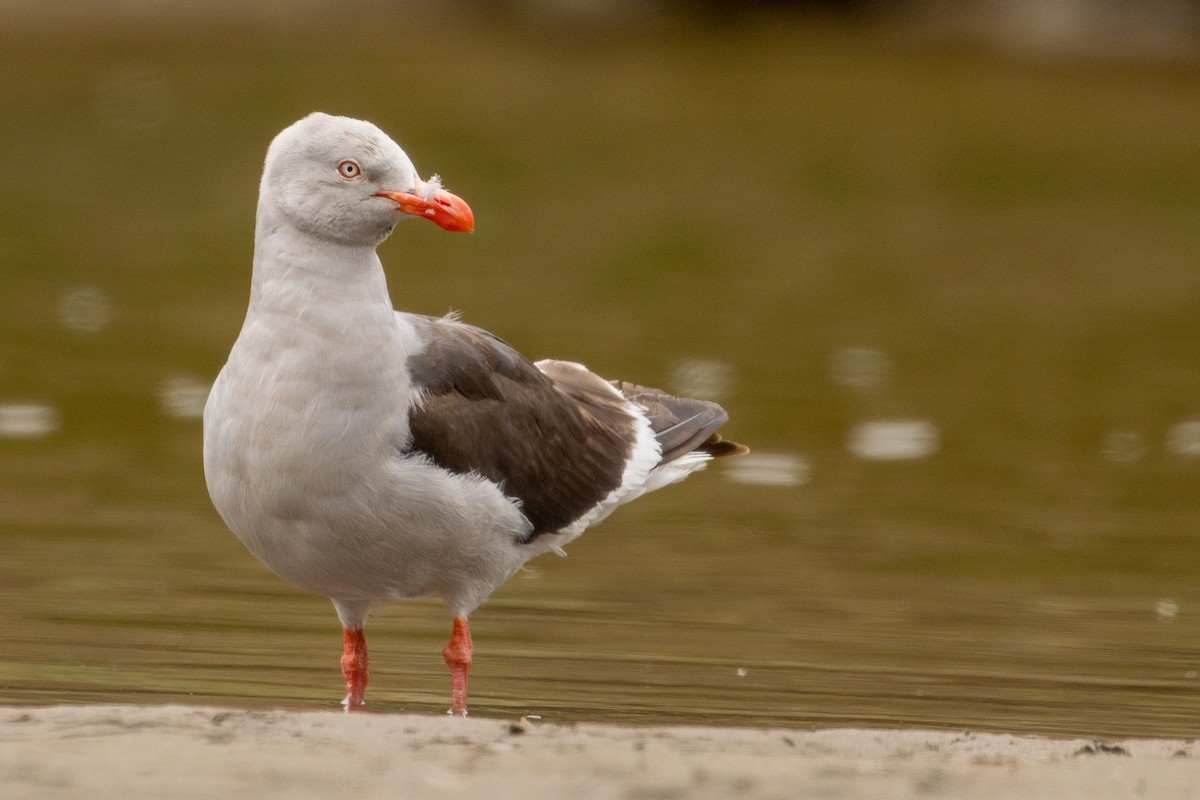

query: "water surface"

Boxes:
[3, 14, 1200, 738]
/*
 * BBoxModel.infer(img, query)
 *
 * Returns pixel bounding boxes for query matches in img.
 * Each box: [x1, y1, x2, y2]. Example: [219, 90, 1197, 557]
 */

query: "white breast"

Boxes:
[203, 237, 533, 615]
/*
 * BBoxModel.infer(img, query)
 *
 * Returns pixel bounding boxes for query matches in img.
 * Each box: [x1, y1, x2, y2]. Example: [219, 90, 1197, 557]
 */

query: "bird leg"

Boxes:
[341, 627, 369, 712]
[442, 616, 473, 717]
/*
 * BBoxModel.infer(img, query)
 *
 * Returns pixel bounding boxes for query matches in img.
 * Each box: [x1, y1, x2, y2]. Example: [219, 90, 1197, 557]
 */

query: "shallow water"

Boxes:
[3, 12, 1200, 738]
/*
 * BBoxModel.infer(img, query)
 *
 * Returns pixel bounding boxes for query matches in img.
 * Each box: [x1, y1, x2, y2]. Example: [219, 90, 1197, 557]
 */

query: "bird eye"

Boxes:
[337, 159, 362, 179]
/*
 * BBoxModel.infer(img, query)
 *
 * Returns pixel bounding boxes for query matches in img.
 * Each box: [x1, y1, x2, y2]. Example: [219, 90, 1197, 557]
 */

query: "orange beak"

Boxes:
[374, 188, 475, 233]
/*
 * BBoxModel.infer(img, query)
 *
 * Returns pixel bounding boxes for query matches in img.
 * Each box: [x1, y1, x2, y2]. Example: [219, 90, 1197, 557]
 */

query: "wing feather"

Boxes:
[404, 316, 636, 539]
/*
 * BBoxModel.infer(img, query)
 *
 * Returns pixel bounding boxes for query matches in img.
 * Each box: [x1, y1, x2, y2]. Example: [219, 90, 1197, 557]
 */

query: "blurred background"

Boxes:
[2, 0, 1200, 736]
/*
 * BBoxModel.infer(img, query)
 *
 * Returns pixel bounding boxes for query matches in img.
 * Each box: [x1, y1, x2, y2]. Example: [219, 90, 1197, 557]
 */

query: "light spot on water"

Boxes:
[1156, 599, 1179, 623]
[736, 667, 748, 678]
[58, 286, 112, 333]
[1102, 430, 1145, 463]
[667, 357, 735, 401]
[0, 403, 60, 438]
[1166, 420, 1200, 457]
[847, 419, 939, 461]
[95, 67, 173, 137]
[160, 375, 210, 419]
[725, 452, 810, 486]
[829, 346, 892, 390]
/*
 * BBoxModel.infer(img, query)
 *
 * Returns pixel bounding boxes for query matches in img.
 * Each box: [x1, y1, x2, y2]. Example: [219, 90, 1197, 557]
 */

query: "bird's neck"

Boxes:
[249, 210, 394, 318]
[233, 213, 414, 441]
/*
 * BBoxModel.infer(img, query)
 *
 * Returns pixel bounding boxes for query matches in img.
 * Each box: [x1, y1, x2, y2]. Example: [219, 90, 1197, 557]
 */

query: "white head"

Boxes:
[259, 112, 474, 247]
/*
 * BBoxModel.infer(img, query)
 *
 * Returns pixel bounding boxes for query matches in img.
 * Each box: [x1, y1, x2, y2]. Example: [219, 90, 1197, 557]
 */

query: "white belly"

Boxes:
[202, 305, 534, 616]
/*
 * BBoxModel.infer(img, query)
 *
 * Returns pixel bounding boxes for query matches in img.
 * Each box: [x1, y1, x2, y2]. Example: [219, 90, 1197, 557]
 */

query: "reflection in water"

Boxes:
[57, 286, 112, 334]
[667, 357, 736, 402]
[159, 376, 211, 419]
[725, 452, 810, 487]
[1156, 599, 1179, 623]
[1166, 420, 1200, 458]
[1101, 429, 1145, 464]
[0, 404, 60, 438]
[847, 419, 939, 461]
[828, 346, 892, 390]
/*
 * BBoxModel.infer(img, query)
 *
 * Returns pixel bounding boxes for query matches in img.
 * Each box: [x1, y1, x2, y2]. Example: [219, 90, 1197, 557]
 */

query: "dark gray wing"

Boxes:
[613, 381, 747, 461]
[404, 316, 638, 539]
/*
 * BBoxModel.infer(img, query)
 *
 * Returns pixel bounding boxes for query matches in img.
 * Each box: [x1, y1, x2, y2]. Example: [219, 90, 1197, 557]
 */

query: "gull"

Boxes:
[203, 112, 747, 716]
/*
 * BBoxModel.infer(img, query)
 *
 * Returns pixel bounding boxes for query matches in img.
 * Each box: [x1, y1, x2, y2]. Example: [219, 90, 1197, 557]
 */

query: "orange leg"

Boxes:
[442, 617, 473, 717]
[341, 628, 369, 711]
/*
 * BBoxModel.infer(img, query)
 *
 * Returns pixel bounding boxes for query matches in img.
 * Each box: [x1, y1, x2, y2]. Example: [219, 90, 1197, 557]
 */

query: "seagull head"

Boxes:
[260, 112, 474, 247]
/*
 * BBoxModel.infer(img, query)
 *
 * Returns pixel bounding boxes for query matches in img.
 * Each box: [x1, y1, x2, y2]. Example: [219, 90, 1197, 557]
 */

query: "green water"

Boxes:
[3, 12, 1200, 737]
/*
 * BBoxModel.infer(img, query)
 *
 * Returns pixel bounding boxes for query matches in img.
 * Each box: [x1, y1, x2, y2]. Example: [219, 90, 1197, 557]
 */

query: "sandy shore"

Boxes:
[1, 705, 1198, 799]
